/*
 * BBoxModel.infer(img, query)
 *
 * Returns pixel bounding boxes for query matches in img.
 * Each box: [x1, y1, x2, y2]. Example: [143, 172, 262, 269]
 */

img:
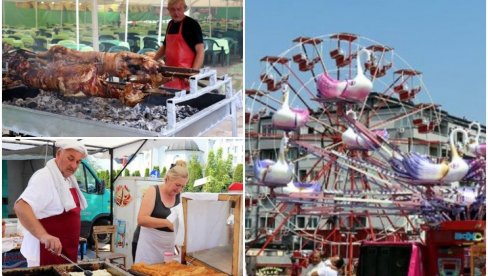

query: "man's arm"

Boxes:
[14, 199, 62, 255]
[192, 43, 204, 69]
[153, 45, 166, 61]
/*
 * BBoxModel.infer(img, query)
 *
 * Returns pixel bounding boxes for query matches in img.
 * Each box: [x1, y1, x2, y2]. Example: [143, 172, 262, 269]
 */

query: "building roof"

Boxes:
[166, 140, 201, 152]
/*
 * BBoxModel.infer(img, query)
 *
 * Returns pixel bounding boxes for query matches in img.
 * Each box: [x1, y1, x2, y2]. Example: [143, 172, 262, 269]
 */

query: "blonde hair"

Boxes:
[168, 0, 187, 9]
[166, 160, 189, 179]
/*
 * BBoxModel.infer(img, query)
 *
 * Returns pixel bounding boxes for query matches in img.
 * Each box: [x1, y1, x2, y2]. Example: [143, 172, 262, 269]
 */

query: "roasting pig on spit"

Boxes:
[3, 45, 200, 107]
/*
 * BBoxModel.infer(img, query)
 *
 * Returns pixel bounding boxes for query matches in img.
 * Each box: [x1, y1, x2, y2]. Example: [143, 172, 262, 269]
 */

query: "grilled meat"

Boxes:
[8, 52, 145, 106]
[36, 45, 165, 86]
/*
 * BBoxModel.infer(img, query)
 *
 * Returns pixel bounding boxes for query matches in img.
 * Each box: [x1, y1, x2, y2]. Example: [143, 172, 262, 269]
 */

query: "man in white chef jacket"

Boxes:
[14, 140, 88, 267]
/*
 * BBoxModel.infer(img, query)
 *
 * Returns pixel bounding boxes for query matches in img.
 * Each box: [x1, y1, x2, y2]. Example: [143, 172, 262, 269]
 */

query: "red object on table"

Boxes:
[228, 182, 243, 192]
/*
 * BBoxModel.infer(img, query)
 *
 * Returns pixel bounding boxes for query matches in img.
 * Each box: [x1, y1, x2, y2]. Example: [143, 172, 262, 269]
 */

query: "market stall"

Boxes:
[181, 193, 242, 275]
[113, 192, 244, 275]
[2, 139, 244, 276]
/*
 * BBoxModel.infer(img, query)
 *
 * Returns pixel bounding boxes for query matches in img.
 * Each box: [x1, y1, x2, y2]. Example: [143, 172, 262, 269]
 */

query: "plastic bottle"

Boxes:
[164, 251, 174, 263]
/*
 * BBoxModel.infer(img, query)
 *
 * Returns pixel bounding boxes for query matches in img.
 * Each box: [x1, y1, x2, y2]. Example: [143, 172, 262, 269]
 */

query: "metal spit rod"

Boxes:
[50, 250, 92, 276]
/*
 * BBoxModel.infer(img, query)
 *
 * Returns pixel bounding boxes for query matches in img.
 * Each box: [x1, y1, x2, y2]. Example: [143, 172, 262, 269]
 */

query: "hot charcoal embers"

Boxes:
[3, 61, 238, 136]
[3, 90, 200, 133]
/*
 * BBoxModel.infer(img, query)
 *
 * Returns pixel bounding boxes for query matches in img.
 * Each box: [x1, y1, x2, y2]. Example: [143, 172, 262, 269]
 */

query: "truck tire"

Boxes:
[88, 218, 111, 246]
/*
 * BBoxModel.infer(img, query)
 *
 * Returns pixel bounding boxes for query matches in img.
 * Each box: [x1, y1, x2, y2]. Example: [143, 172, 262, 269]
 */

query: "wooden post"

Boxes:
[232, 195, 241, 276]
[181, 197, 189, 265]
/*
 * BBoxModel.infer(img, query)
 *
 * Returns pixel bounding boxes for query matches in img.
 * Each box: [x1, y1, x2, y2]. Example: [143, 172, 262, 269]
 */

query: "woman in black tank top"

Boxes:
[132, 161, 189, 263]
[131, 185, 181, 260]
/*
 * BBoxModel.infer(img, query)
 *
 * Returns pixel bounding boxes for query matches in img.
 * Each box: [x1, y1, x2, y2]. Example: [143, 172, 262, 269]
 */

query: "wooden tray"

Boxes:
[128, 262, 225, 276]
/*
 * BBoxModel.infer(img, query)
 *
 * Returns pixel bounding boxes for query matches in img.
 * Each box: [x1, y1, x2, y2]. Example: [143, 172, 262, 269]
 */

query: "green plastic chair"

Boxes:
[12, 40, 25, 49]
[57, 39, 77, 48]
[3, 37, 15, 46]
[33, 36, 48, 51]
[99, 30, 116, 36]
[51, 33, 72, 43]
[21, 36, 35, 48]
[108, 45, 130, 53]
[80, 45, 94, 52]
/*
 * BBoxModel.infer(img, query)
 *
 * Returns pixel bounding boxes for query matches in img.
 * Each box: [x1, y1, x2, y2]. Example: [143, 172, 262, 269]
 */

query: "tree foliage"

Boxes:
[204, 150, 216, 177]
[203, 148, 233, 193]
[232, 163, 244, 183]
[185, 154, 203, 192]
[113, 170, 121, 178]
[96, 169, 111, 189]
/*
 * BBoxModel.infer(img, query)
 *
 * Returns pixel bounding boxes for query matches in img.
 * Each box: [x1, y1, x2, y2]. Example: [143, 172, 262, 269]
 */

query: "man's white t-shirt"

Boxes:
[18, 168, 71, 267]
[324, 265, 339, 276]
[301, 261, 327, 276]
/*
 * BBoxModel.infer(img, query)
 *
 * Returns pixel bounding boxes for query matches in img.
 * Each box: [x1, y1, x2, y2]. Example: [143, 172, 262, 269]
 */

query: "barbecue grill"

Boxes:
[2, 261, 130, 276]
[2, 68, 241, 137]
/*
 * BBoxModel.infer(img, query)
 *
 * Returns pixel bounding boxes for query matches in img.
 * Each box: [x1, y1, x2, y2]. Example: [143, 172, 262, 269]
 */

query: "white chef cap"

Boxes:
[55, 139, 88, 157]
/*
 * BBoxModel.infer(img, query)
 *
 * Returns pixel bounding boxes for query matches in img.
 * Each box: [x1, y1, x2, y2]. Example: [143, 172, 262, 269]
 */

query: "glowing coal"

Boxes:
[4, 91, 200, 133]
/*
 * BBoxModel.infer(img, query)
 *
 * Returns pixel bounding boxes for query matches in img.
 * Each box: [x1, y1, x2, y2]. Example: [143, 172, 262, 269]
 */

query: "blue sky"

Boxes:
[245, 0, 486, 123]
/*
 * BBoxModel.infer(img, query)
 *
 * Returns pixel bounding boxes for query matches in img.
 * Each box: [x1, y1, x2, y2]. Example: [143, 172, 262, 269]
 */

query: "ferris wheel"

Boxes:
[245, 33, 485, 267]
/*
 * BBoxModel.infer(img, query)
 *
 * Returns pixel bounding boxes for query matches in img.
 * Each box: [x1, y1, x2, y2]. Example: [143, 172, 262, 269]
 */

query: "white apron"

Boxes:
[135, 226, 175, 264]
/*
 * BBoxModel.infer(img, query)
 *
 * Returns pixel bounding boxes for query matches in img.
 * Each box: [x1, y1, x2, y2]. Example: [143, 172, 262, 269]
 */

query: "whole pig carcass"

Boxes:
[36, 45, 167, 86]
[7, 50, 146, 107]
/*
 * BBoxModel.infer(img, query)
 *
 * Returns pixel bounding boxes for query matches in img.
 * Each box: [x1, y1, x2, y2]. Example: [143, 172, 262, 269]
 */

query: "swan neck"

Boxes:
[278, 149, 285, 162]
[356, 49, 366, 75]
[282, 89, 289, 107]
[469, 122, 481, 141]
[278, 136, 288, 162]
[450, 144, 460, 158]
[450, 128, 467, 158]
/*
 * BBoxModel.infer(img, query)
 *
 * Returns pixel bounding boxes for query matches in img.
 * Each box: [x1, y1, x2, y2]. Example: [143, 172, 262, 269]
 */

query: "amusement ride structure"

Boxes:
[245, 33, 485, 275]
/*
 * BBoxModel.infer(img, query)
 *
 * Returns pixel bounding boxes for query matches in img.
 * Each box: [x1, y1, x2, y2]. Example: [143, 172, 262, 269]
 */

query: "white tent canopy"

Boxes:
[1, 138, 187, 228]
[2, 138, 177, 159]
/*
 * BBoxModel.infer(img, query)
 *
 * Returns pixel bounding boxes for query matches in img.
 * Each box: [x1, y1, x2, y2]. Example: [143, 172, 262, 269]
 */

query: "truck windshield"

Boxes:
[74, 163, 98, 194]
